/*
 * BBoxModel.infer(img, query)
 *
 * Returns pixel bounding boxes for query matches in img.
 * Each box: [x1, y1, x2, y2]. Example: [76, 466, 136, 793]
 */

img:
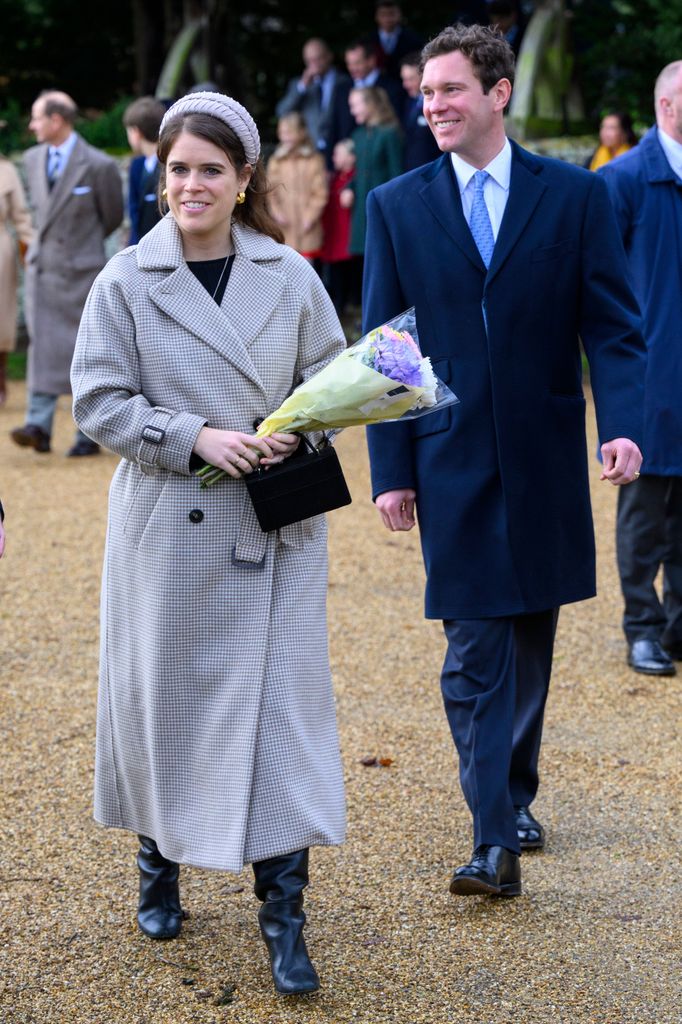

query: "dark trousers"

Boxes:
[441, 609, 559, 853]
[321, 258, 362, 318]
[616, 474, 682, 647]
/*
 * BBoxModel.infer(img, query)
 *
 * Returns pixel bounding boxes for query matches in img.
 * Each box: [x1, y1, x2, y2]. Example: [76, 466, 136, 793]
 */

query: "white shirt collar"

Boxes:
[450, 138, 512, 194]
[50, 131, 77, 162]
[657, 127, 682, 179]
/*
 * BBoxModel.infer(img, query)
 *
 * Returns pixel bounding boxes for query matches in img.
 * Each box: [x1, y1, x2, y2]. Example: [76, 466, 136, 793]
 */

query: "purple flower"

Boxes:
[372, 329, 423, 386]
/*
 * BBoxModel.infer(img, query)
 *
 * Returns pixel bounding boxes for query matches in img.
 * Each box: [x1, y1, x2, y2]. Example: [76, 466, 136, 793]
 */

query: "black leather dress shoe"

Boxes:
[627, 639, 676, 676]
[10, 423, 51, 452]
[67, 439, 100, 457]
[514, 805, 545, 850]
[449, 845, 521, 897]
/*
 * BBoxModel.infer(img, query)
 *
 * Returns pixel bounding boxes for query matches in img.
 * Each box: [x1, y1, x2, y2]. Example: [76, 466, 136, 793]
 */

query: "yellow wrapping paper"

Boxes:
[255, 350, 428, 437]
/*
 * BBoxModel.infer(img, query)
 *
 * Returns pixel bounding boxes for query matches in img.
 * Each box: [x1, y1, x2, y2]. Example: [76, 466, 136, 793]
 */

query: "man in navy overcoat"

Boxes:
[599, 61, 682, 678]
[364, 25, 646, 896]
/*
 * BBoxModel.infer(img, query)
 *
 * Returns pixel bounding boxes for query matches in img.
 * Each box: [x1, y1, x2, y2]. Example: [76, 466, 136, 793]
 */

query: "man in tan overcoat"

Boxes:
[10, 90, 123, 456]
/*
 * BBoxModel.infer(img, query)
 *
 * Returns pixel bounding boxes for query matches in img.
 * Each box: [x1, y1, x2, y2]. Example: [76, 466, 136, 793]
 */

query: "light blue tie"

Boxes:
[469, 170, 495, 268]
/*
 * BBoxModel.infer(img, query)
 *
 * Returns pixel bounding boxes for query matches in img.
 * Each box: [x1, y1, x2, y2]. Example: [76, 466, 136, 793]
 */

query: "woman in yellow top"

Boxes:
[588, 111, 638, 172]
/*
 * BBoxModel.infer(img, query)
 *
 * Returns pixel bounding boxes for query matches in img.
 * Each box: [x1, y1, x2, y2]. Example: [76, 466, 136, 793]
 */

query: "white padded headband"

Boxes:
[160, 91, 260, 164]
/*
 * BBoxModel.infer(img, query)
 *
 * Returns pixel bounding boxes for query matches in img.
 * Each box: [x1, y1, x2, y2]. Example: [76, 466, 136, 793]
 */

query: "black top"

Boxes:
[187, 254, 235, 306]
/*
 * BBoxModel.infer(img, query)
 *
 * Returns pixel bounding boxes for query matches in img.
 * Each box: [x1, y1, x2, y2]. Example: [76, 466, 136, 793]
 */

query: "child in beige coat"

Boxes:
[267, 113, 328, 260]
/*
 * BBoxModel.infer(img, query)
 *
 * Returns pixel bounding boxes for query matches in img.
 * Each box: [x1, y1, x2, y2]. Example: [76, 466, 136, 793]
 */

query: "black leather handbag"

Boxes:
[244, 434, 352, 532]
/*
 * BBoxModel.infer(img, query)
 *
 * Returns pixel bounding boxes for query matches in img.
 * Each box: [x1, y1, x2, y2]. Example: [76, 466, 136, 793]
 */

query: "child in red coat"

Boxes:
[321, 140, 362, 319]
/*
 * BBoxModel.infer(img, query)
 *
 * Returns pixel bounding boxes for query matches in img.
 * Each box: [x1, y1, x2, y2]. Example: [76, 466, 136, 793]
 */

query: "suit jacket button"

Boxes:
[188, 509, 204, 523]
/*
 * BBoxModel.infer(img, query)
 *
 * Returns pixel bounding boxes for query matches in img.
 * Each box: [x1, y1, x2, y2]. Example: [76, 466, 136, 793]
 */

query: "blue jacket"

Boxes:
[127, 155, 162, 246]
[364, 145, 646, 619]
[599, 127, 682, 476]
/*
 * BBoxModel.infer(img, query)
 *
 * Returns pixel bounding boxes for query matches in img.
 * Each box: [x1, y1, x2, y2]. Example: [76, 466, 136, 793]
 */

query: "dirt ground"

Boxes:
[0, 382, 679, 1024]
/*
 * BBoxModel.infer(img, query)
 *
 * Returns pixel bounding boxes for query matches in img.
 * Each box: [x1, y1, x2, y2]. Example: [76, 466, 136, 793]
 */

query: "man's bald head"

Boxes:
[39, 91, 78, 124]
[654, 60, 682, 143]
[29, 90, 77, 144]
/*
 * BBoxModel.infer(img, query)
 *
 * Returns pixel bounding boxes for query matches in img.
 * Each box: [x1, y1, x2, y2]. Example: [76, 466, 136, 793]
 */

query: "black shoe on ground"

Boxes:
[10, 423, 51, 452]
[627, 639, 676, 676]
[67, 439, 100, 457]
[661, 641, 682, 661]
[514, 805, 545, 850]
[449, 844, 521, 897]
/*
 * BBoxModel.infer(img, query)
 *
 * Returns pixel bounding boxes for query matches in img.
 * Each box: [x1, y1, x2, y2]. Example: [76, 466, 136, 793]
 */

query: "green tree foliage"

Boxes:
[0, 0, 134, 151]
[572, 0, 682, 127]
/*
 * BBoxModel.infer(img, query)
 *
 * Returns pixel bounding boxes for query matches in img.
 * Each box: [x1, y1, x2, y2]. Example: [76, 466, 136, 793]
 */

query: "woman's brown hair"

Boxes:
[157, 112, 284, 244]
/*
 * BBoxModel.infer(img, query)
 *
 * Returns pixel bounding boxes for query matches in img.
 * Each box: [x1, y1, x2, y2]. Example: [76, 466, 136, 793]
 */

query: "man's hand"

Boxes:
[375, 489, 417, 531]
[600, 437, 643, 485]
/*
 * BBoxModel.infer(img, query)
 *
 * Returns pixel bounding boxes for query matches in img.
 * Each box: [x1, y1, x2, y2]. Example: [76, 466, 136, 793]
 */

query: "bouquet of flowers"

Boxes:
[197, 307, 457, 487]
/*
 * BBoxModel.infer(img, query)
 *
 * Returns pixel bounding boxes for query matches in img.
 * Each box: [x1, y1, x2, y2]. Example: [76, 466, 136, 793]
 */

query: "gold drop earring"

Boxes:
[161, 188, 168, 198]
[236, 191, 246, 205]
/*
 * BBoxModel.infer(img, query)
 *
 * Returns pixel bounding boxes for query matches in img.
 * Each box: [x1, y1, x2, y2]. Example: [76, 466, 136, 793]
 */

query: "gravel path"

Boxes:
[1, 383, 680, 1024]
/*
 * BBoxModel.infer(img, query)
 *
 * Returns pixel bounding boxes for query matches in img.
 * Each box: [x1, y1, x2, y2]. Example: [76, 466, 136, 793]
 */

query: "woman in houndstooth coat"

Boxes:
[71, 92, 346, 995]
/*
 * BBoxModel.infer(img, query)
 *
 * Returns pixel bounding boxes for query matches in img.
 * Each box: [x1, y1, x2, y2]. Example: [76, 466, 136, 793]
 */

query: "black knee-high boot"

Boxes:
[252, 848, 320, 994]
[137, 835, 184, 940]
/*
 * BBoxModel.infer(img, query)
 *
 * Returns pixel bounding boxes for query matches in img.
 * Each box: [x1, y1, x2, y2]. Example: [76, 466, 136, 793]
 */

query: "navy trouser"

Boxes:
[441, 609, 558, 854]
[616, 474, 682, 649]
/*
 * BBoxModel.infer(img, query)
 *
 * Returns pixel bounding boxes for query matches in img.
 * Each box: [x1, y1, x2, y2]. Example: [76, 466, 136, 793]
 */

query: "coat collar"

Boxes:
[38, 135, 92, 233]
[417, 142, 547, 284]
[141, 218, 286, 391]
[639, 125, 682, 184]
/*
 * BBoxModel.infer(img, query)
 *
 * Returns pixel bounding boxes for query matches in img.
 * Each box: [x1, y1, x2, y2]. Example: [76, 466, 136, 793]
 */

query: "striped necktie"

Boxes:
[47, 148, 61, 190]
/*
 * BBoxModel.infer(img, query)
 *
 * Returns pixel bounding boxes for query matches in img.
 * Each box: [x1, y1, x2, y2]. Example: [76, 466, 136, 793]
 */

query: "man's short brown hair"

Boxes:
[420, 24, 515, 94]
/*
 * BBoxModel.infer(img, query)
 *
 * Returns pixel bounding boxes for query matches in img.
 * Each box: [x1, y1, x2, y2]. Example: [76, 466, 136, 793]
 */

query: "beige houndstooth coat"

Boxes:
[71, 216, 347, 871]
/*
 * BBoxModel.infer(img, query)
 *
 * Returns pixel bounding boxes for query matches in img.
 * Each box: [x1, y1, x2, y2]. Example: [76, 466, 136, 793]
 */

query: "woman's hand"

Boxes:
[193, 428, 275, 479]
[259, 432, 300, 467]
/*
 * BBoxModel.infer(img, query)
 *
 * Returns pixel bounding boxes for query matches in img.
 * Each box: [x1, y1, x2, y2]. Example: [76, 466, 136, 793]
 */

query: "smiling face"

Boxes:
[165, 130, 251, 255]
[421, 50, 510, 167]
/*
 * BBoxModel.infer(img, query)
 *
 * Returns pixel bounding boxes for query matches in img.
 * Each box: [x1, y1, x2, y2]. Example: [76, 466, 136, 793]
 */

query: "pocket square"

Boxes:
[72, 185, 92, 195]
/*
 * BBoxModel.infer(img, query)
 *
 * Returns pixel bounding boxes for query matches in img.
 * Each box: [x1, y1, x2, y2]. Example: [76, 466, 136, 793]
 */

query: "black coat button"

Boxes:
[253, 418, 263, 431]
[188, 509, 204, 523]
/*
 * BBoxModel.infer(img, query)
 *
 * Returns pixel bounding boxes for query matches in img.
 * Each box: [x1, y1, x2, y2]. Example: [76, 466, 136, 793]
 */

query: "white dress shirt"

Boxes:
[47, 130, 78, 182]
[450, 138, 512, 240]
[657, 127, 682, 180]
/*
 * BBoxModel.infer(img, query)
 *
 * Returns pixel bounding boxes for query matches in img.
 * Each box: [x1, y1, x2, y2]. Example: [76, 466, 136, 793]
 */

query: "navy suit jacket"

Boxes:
[364, 145, 646, 619]
[599, 127, 682, 476]
[128, 155, 162, 245]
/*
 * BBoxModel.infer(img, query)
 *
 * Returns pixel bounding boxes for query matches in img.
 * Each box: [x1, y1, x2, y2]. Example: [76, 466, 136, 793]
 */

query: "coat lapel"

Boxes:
[486, 142, 547, 284]
[418, 155, 486, 271]
[40, 135, 89, 235]
[144, 219, 285, 392]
